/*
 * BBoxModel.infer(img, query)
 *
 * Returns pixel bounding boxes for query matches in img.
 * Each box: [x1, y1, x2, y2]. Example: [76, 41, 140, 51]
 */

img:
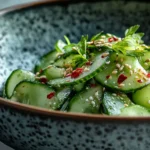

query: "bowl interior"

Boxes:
[0, 1, 150, 95]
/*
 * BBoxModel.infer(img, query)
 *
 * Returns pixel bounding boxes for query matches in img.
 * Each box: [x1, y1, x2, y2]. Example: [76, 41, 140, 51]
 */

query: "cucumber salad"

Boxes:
[4, 25, 150, 116]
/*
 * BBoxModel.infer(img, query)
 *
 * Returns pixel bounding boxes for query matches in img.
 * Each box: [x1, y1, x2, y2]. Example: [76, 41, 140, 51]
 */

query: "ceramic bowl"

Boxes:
[0, 0, 150, 150]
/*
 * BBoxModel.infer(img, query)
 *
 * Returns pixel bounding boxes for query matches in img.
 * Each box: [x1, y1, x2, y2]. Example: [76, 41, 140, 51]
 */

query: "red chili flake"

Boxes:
[65, 73, 71, 77]
[106, 75, 110, 79]
[108, 37, 114, 42]
[113, 37, 118, 41]
[147, 73, 150, 78]
[47, 92, 55, 99]
[39, 77, 48, 84]
[86, 61, 92, 66]
[90, 83, 96, 87]
[71, 68, 83, 78]
[117, 74, 127, 84]
[137, 79, 142, 83]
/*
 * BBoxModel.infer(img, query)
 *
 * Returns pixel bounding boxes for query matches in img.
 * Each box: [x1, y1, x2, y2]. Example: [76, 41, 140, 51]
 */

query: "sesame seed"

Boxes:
[135, 76, 139, 79]
[148, 100, 150, 104]
[118, 38, 122, 41]
[112, 70, 118, 74]
[99, 39, 105, 43]
[84, 67, 90, 71]
[130, 70, 133, 75]
[85, 99, 89, 102]
[91, 101, 96, 107]
[116, 63, 121, 68]
[89, 96, 94, 100]
[101, 52, 109, 58]
[144, 62, 148, 66]
[104, 80, 107, 84]
[128, 83, 131, 86]
[106, 61, 110, 64]
[95, 91, 99, 97]
[119, 65, 124, 71]
[125, 64, 132, 69]
[124, 104, 128, 107]
[119, 83, 125, 87]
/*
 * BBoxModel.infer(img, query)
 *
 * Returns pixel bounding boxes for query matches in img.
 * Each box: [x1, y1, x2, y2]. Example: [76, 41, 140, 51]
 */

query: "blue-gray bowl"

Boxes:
[0, 1, 150, 150]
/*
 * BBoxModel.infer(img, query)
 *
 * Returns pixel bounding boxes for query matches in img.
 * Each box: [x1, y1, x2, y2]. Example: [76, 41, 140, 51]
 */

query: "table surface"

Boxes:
[0, 0, 39, 149]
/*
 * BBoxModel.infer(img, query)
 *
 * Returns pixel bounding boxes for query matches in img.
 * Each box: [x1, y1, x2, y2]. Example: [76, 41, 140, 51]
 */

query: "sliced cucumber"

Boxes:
[48, 51, 109, 86]
[68, 85, 103, 114]
[38, 65, 65, 80]
[73, 82, 85, 92]
[5, 69, 35, 98]
[102, 91, 132, 115]
[120, 105, 150, 116]
[10, 81, 72, 110]
[34, 50, 61, 72]
[132, 84, 150, 109]
[138, 51, 150, 71]
[95, 52, 150, 92]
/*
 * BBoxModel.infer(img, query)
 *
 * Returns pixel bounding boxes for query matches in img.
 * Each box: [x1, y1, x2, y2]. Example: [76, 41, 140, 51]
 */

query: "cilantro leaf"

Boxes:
[91, 31, 103, 41]
[64, 35, 71, 45]
[125, 25, 140, 36]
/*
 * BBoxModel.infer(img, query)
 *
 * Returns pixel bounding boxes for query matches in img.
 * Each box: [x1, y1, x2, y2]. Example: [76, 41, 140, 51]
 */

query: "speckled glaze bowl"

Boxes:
[1, 0, 150, 150]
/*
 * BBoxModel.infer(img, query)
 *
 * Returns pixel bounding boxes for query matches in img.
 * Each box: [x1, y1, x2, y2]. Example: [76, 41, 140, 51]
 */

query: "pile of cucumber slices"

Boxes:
[4, 25, 150, 116]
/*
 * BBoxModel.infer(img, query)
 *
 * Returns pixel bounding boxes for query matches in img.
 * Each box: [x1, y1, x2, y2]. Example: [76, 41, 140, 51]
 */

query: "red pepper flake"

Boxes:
[47, 92, 55, 99]
[117, 74, 127, 84]
[113, 37, 118, 41]
[86, 61, 92, 66]
[65, 73, 71, 77]
[147, 73, 150, 78]
[71, 68, 83, 78]
[39, 77, 48, 84]
[108, 37, 114, 42]
[90, 83, 96, 87]
[106, 75, 110, 79]
[137, 79, 142, 83]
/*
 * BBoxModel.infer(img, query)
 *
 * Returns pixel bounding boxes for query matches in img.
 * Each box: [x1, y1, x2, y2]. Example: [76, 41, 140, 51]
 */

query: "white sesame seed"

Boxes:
[119, 83, 125, 87]
[89, 96, 94, 100]
[95, 91, 99, 97]
[84, 67, 90, 71]
[135, 76, 139, 79]
[91, 101, 96, 107]
[125, 64, 132, 69]
[124, 104, 128, 107]
[130, 70, 133, 75]
[112, 70, 118, 74]
[104, 80, 107, 84]
[118, 38, 122, 41]
[148, 100, 150, 104]
[99, 39, 105, 43]
[144, 62, 148, 66]
[128, 83, 131, 86]
[112, 93, 117, 96]
[116, 63, 121, 68]
[103, 87, 106, 91]
[119, 65, 124, 71]
[85, 99, 89, 102]
[101, 52, 109, 58]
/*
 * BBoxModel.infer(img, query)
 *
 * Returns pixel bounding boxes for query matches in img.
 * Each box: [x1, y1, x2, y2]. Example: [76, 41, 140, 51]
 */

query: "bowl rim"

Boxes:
[0, 0, 150, 122]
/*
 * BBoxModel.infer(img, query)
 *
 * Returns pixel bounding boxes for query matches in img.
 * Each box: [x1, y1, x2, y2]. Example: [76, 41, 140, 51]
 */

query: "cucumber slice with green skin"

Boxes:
[95, 52, 150, 92]
[10, 81, 72, 110]
[73, 82, 85, 92]
[34, 50, 61, 73]
[68, 85, 103, 114]
[48, 51, 109, 86]
[39, 65, 65, 80]
[55, 54, 86, 68]
[120, 105, 150, 116]
[5, 69, 35, 98]
[138, 51, 150, 71]
[102, 91, 133, 115]
[132, 84, 150, 109]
